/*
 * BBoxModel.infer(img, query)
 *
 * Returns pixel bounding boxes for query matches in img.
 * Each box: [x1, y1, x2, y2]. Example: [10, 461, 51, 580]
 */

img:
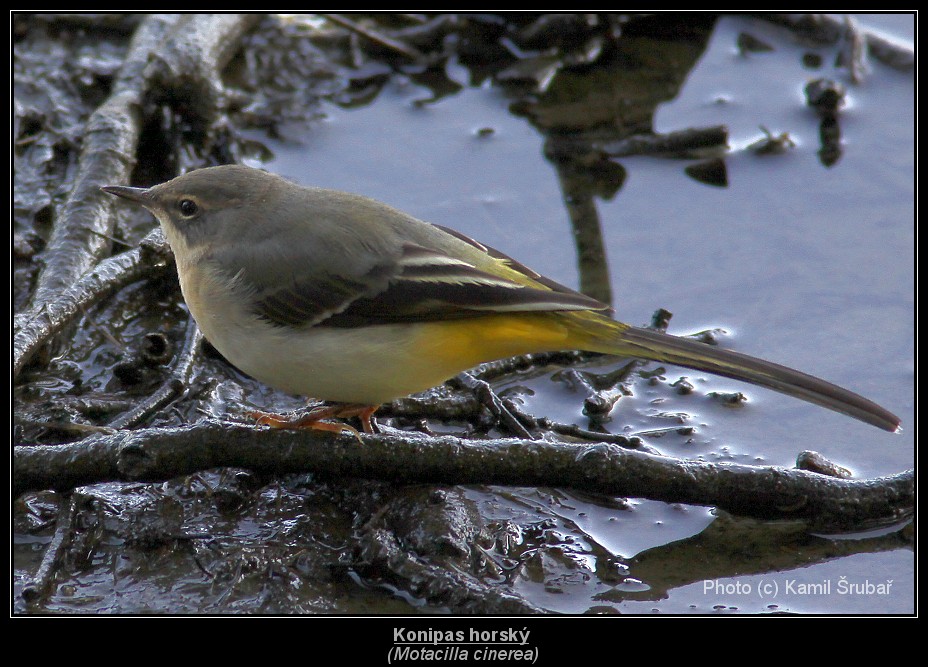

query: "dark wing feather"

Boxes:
[252, 271, 373, 327]
[320, 241, 610, 328]
[433, 224, 611, 307]
[234, 223, 610, 329]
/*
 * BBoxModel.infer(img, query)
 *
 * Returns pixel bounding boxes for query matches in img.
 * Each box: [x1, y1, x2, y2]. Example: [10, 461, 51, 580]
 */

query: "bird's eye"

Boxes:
[178, 199, 199, 217]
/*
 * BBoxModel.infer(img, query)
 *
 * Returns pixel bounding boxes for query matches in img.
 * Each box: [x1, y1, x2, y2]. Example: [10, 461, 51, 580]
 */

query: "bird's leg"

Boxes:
[248, 402, 379, 435]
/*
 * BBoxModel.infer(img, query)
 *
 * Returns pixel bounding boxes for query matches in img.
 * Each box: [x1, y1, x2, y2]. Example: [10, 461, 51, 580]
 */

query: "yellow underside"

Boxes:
[408, 311, 625, 378]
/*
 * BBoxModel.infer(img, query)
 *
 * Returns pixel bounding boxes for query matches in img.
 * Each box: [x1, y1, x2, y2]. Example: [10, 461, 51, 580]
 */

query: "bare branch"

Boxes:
[13, 229, 172, 378]
[14, 422, 913, 531]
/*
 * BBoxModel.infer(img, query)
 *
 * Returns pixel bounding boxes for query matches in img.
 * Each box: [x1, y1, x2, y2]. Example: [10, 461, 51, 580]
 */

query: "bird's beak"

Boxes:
[101, 185, 152, 204]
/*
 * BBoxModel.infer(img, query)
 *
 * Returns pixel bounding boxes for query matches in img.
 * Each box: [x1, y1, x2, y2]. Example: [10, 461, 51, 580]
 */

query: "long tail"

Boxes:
[568, 315, 900, 432]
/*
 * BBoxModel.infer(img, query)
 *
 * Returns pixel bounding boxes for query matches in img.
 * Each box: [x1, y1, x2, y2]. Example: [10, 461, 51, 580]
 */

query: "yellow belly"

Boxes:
[239, 315, 574, 405]
[178, 259, 599, 405]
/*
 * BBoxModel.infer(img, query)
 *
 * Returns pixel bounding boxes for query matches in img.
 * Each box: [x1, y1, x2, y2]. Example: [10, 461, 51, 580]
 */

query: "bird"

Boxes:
[102, 165, 900, 435]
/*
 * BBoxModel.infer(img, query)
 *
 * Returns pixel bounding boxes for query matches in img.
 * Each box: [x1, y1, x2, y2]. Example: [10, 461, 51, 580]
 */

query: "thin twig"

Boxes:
[450, 372, 535, 439]
[20, 492, 76, 605]
[321, 13, 425, 60]
[106, 321, 202, 430]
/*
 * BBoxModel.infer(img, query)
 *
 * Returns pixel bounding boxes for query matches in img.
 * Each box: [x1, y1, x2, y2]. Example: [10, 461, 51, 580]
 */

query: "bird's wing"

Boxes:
[222, 224, 611, 329]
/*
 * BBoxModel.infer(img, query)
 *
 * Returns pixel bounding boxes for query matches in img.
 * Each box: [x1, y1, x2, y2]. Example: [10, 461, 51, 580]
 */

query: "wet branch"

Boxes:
[14, 421, 913, 531]
[545, 125, 730, 162]
[354, 487, 545, 614]
[105, 319, 203, 430]
[143, 14, 265, 130]
[13, 229, 172, 379]
[22, 14, 262, 359]
[27, 14, 183, 309]
[762, 13, 914, 74]
[19, 493, 77, 605]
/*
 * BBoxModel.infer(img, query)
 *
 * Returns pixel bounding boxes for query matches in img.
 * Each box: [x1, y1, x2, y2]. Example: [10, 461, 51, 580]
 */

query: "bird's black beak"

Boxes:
[101, 184, 151, 204]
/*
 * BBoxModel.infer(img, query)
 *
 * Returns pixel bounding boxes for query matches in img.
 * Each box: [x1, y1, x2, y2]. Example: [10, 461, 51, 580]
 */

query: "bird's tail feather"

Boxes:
[570, 315, 899, 432]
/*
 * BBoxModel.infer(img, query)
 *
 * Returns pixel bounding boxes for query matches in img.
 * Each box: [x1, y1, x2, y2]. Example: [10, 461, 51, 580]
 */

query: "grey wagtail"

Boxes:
[102, 165, 900, 434]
